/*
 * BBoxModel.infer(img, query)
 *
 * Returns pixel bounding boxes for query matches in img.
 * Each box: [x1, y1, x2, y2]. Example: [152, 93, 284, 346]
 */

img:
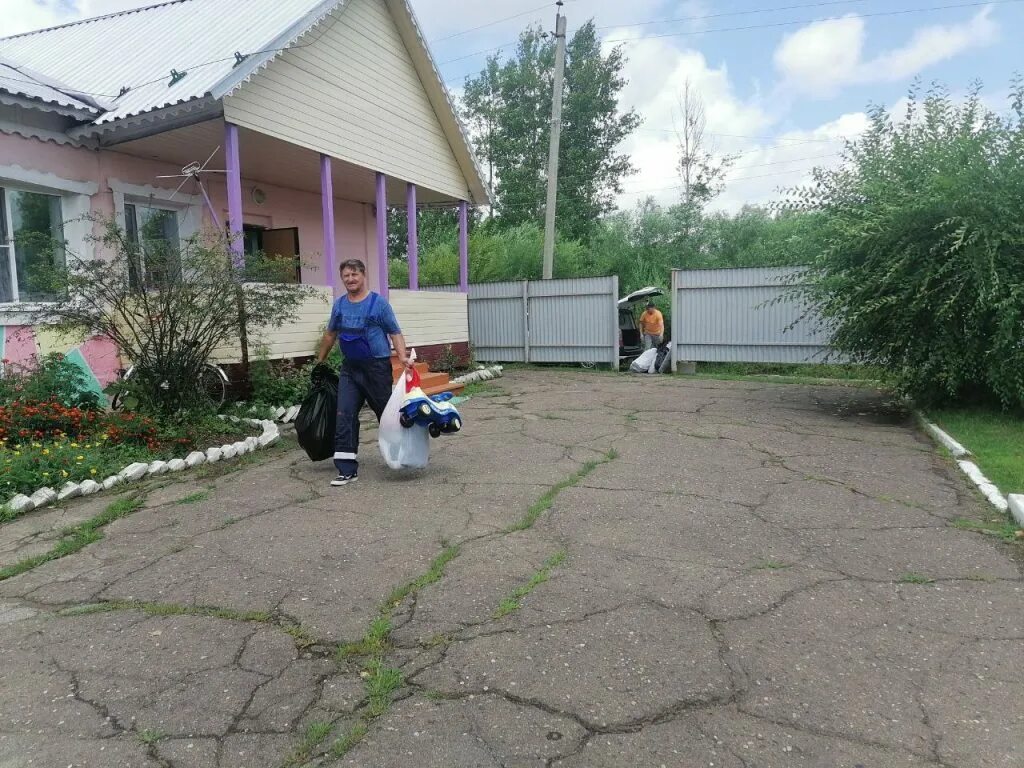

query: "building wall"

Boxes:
[223, 0, 470, 200]
[0, 128, 383, 379]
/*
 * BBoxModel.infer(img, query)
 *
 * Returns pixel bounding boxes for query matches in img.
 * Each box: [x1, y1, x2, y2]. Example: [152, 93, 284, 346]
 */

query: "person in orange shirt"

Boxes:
[639, 301, 664, 350]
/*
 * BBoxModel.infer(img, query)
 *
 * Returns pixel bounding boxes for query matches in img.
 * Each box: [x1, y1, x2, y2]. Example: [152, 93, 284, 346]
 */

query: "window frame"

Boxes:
[0, 182, 67, 306]
[0, 165, 96, 314]
[124, 200, 184, 289]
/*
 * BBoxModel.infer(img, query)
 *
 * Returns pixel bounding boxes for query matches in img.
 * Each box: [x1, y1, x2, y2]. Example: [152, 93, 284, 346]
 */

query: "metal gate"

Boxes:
[671, 267, 838, 368]
[428, 276, 619, 366]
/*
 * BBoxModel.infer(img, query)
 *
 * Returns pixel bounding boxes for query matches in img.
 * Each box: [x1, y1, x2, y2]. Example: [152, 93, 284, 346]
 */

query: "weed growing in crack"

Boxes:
[423, 689, 446, 700]
[58, 600, 272, 623]
[952, 517, 1022, 542]
[330, 722, 369, 758]
[506, 450, 617, 533]
[493, 550, 568, 619]
[384, 543, 461, 610]
[364, 660, 404, 718]
[176, 490, 211, 505]
[337, 616, 393, 660]
[897, 572, 935, 585]
[282, 622, 318, 649]
[282, 721, 334, 767]
[217, 516, 241, 529]
[752, 559, 791, 571]
[136, 729, 164, 745]
[0, 494, 145, 581]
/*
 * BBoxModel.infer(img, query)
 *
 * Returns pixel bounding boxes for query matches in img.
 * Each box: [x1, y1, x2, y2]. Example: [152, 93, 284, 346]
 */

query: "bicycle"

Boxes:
[110, 362, 229, 410]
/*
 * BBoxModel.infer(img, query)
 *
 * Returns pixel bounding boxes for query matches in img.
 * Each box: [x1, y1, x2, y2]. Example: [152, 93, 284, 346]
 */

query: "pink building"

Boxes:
[0, 0, 489, 393]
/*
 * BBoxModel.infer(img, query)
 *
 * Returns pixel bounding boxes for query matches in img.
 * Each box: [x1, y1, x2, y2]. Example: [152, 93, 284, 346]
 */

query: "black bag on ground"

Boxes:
[654, 341, 671, 374]
[295, 364, 339, 462]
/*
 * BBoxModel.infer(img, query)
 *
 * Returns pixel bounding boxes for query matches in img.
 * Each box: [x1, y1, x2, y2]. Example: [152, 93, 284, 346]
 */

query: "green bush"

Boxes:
[0, 353, 101, 410]
[248, 346, 342, 407]
[782, 80, 1024, 408]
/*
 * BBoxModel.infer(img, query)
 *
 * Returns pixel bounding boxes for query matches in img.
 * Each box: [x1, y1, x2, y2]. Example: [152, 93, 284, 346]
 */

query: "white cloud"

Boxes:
[861, 8, 998, 82]
[775, 9, 1000, 97]
[773, 16, 864, 97]
[0, 0, 68, 37]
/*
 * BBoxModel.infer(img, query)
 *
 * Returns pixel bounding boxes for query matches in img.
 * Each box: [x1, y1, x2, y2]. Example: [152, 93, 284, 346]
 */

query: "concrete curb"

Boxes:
[920, 418, 971, 459]
[1008, 495, 1024, 528]
[918, 412, 1011, 516]
[2, 419, 279, 518]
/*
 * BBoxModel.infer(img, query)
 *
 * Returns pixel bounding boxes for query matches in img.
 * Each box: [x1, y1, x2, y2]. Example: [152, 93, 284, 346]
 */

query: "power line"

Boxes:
[442, 0, 1021, 81]
[595, 0, 873, 30]
[604, 0, 1024, 43]
[429, 3, 552, 43]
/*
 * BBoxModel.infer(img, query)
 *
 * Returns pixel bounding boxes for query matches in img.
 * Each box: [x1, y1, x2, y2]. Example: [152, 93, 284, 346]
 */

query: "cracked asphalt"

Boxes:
[0, 370, 1020, 768]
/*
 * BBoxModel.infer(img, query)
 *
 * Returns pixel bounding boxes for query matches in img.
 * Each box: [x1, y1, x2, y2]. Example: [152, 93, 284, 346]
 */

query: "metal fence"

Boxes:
[426, 276, 619, 366]
[671, 267, 837, 367]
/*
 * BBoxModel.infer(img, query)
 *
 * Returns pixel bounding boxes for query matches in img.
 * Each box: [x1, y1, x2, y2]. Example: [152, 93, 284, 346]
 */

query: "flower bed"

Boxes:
[0, 396, 261, 519]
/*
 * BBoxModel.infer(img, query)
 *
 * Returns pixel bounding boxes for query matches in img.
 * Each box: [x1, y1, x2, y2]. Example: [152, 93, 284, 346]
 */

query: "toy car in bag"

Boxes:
[399, 368, 463, 438]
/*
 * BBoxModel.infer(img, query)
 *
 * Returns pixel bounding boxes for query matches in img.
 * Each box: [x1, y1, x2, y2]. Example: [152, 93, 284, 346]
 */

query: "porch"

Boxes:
[111, 116, 473, 386]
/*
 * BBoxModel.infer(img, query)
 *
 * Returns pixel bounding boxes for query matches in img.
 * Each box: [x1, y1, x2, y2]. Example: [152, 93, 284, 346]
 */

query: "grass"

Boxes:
[282, 721, 333, 767]
[505, 449, 618, 533]
[752, 559, 792, 570]
[462, 381, 505, 398]
[58, 600, 272, 623]
[952, 516, 1022, 543]
[694, 362, 885, 381]
[364, 660, 404, 718]
[897, 572, 935, 585]
[0, 494, 145, 581]
[176, 490, 211, 505]
[384, 544, 461, 610]
[337, 616, 393, 660]
[329, 722, 369, 759]
[493, 550, 567, 619]
[136, 729, 164, 746]
[930, 407, 1024, 496]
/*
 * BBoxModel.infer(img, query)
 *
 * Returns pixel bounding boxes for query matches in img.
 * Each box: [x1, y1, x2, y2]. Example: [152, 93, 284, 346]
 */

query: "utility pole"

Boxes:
[541, 0, 566, 280]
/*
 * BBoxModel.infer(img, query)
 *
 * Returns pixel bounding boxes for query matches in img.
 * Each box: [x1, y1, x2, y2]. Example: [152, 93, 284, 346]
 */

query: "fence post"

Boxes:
[522, 280, 531, 364]
[671, 270, 678, 373]
[610, 275, 620, 370]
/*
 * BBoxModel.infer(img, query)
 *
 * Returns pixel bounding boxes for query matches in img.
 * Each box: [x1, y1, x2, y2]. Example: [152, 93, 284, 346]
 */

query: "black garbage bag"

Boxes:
[295, 364, 339, 462]
[654, 341, 671, 374]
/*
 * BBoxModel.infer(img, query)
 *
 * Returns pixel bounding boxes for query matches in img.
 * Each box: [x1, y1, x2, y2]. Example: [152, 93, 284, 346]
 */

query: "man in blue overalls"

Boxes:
[316, 259, 411, 486]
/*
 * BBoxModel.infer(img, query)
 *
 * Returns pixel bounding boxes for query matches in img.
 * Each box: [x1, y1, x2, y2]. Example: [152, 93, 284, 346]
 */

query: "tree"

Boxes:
[462, 20, 640, 241]
[674, 79, 733, 212]
[782, 80, 1024, 408]
[29, 218, 312, 414]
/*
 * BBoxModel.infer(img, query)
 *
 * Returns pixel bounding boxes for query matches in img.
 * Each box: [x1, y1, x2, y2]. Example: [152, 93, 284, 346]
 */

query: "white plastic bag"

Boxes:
[378, 356, 430, 470]
[629, 348, 658, 374]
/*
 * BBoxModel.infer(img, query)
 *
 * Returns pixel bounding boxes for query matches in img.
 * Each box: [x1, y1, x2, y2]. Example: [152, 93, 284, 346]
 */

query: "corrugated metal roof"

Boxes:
[0, 0, 340, 125]
[0, 58, 97, 113]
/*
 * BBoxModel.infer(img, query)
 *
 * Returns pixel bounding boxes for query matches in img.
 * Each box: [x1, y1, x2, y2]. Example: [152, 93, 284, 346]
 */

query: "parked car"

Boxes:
[618, 286, 664, 362]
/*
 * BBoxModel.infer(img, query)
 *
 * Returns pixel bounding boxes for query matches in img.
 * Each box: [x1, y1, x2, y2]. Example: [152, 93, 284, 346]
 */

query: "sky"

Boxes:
[3, 0, 1022, 213]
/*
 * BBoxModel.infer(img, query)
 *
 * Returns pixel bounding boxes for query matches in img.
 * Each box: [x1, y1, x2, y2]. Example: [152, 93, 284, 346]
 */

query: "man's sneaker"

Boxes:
[331, 473, 358, 487]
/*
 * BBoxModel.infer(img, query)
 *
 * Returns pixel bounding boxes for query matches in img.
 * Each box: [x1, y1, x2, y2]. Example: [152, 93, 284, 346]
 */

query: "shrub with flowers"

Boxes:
[0, 346, 257, 517]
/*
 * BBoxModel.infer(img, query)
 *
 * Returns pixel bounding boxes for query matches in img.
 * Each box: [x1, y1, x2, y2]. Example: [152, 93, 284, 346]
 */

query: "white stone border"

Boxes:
[452, 365, 504, 386]
[919, 412, 1013, 516]
[3, 419, 280, 517]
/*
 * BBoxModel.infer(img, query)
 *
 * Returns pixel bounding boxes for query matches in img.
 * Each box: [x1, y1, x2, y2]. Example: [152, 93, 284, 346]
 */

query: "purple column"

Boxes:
[406, 183, 418, 291]
[224, 122, 244, 268]
[375, 172, 388, 300]
[458, 200, 469, 292]
[320, 154, 336, 292]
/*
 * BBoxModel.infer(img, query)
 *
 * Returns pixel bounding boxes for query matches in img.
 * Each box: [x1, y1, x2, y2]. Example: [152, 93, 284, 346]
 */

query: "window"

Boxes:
[125, 203, 181, 289]
[0, 186, 65, 303]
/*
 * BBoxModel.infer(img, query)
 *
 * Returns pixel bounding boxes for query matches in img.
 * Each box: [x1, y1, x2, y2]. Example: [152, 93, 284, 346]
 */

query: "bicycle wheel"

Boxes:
[197, 364, 228, 408]
[110, 366, 135, 411]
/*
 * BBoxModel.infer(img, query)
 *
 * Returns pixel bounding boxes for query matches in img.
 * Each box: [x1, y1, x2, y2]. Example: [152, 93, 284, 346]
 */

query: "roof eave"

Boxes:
[0, 91, 97, 119]
[67, 96, 222, 144]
